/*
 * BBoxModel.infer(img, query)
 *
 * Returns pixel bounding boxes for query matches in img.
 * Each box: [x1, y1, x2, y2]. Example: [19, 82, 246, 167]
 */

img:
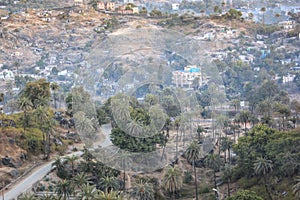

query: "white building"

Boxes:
[0, 69, 14, 80]
[172, 65, 205, 89]
[74, 0, 84, 7]
[278, 20, 296, 30]
[172, 3, 180, 11]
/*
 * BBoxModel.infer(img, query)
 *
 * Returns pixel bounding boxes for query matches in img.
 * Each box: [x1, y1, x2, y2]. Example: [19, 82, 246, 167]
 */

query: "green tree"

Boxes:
[185, 141, 203, 200]
[274, 103, 291, 130]
[50, 82, 59, 109]
[253, 157, 273, 200]
[226, 190, 263, 200]
[237, 111, 251, 134]
[34, 106, 55, 159]
[223, 164, 232, 198]
[52, 157, 68, 179]
[234, 125, 276, 178]
[214, 5, 221, 14]
[196, 125, 205, 140]
[98, 190, 123, 200]
[55, 180, 73, 200]
[17, 193, 38, 200]
[66, 155, 78, 176]
[99, 176, 119, 193]
[220, 137, 234, 164]
[130, 180, 155, 200]
[79, 183, 99, 200]
[19, 78, 51, 109]
[205, 153, 222, 193]
[162, 166, 183, 200]
[18, 96, 33, 131]
[230, 99, 240, 114]
[223, 9, 242, 20]
[73, 172, 90, 190]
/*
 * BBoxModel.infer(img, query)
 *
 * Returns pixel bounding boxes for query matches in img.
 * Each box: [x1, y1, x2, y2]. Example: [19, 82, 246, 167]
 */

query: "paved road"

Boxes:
[2, 124, 113, 200]
[3, 151, 83, 200]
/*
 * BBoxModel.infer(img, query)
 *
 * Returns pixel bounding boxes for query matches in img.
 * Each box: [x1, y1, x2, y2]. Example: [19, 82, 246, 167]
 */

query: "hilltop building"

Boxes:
[97, 2, 116, 11]
[74, 0, 84, 7]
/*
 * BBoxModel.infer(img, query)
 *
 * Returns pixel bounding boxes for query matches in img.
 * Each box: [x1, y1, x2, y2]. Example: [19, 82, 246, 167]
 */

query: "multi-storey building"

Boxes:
[172, 65, 205, 89]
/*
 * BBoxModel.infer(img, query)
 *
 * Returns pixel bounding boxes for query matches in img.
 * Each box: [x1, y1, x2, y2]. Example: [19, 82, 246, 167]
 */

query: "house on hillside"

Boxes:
[0, 69, 14, 80]
[118, 3, 138, 15]
[97, 2, 105, 10]
[172, 65, 206, 89]
[74, 0, 84, 7]
[172, 3, 180, 11]
[106, 2, 115, 11]
[278, 20, 296, 30]
[97, 2, 115, 11]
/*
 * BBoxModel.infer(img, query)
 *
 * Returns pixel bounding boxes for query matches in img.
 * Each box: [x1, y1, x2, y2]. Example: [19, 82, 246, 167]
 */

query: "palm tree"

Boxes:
[41, 193, 57, 200]
[220, 137, 234, 164]
[79, 183, 99, 200]
[55, 180, 73, 200]
[205, 153, 222, 194]
[130, 180, 154, 200]
[50, 82, 59, 109]
[162, 166, 183, 200]
[52, 157, 68, 179]
[293, 176, 300, 198]
[73, 172, 90, 190]
[185, 141, 203, 200]
[66, 155, 78, 176]
[230, 99, 240, 114]
[34, 106, 52, 159]
[18, 96, 33, 131]
[223, 164, 232, 197]
[18, 193, 38, 200]
[237, 111, 251, 135]
[174, 117, 180, 158]
[253, 157, 273, 200]
[99, 176, 119, 193]
[261, 7, 266, 24]
[118, 151, 132, 191]
[43, 117, 56, 160]
[98, 190, 124, 200]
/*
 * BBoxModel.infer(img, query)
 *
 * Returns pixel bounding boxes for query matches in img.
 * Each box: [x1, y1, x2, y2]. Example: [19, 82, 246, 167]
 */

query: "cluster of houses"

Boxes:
[74, 0, 140, 15]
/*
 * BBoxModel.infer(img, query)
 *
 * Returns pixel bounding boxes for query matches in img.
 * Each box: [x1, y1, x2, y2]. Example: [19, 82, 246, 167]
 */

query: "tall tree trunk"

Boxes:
[228, 148, 231, 165]
[54, 93, 57, 110]
[123, 170, 126, 191]
[227, 177, 230, 197]
[43, 132, 46, 159]
[176, 128, 179, 158]
[214, 170, 217, 190]
[263, 175, 273, 200]
[193, 160, 199, 200]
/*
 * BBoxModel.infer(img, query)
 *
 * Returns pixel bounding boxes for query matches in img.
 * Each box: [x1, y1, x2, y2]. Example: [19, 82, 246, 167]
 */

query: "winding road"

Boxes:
[3, 151, 83, 200]
[2, 124, 113, 200]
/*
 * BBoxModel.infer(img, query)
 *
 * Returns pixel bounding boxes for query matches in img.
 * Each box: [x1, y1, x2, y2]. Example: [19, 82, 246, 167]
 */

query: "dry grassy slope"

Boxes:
[0, 9, 109, 68]
[0, 128, 25, 166]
